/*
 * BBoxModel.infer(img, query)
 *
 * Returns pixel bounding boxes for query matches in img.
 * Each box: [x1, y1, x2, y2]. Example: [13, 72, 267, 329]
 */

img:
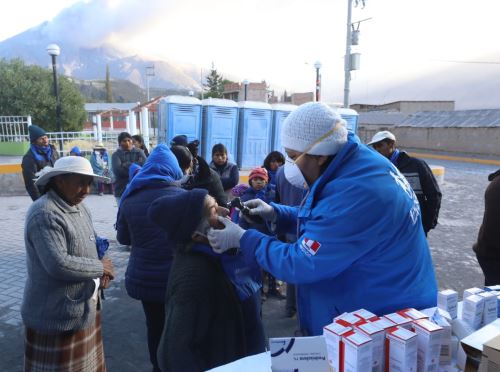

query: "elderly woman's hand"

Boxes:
[102, 258, 115, 280]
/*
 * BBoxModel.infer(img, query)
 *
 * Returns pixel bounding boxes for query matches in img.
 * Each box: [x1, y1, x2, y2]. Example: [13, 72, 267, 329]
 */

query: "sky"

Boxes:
[1, 0, 500, 104]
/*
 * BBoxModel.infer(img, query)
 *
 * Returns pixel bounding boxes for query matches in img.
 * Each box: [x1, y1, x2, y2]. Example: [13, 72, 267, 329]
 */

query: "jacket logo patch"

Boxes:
[301, 237, 321, 256]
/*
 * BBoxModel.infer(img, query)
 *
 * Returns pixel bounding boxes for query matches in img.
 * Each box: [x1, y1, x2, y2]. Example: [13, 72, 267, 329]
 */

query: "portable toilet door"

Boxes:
[157, 96, 202, 145]
[201, 98, 239, 164]
[337, 108, 359, 134]
[271, 104, 297, 153]
[237, 101, 273, 169]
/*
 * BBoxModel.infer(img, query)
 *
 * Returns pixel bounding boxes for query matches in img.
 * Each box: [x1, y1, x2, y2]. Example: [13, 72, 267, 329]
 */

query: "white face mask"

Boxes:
[284, 157, 307, 189]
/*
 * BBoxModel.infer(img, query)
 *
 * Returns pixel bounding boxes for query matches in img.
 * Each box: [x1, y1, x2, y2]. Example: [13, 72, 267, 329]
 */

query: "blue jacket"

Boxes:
[240, 133, 437, 335]
[116, 144, 184, 302]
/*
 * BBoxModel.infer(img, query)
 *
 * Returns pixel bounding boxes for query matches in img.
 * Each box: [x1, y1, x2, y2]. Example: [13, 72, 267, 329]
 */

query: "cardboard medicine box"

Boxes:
[479, 291, 498, 326]
[463, 294, 486, 330]
[397, 308, 429, 322]
[355, 319, 384, 372]
[335, 312, 365, 327]
[386, 326, 418, 372]
[464, 287, 484, 299]
[323, 321, 352, 372]
[438, 289, 458, 319]
[384, 312, 413, 330]
[342, 329, 373, 372]
[413, 318, 444, 372]
[351, 309, 377, 321]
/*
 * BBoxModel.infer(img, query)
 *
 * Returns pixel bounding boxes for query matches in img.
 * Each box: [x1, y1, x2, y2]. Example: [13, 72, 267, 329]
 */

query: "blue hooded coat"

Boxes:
[239, 133, 438, 335]
[116, 144, 184, 302]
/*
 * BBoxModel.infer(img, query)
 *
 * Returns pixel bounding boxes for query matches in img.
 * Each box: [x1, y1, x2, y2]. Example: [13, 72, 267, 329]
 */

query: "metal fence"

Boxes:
[0, 116, 31, 142]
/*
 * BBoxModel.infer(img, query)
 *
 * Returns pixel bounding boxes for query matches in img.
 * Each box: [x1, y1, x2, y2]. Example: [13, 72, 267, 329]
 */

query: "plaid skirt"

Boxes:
[24, 312, 106, 372]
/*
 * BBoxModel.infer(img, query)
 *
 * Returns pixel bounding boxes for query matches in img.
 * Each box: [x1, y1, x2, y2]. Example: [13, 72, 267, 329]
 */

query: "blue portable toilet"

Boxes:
[157, 96, 202, 145]
[271, 103, 297, 153]
[201, 98, 239, 163]
[237, 101, 273, 169]
[334, 107, 359, 134]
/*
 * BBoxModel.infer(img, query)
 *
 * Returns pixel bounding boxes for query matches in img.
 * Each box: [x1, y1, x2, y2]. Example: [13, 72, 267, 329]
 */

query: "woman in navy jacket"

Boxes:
[116, 144, 185, 372]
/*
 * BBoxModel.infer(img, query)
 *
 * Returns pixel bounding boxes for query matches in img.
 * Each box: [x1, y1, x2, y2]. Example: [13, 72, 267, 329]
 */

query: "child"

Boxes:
[238, 167, 275, 233]
[210, 143, 239, 194]
[262, 151, 285, 191]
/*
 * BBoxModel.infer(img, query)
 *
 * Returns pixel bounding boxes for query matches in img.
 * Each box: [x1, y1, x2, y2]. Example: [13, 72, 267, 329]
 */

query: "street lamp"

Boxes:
[243, 79, 249, 101]
[314, 61, 322, 102]
[46, 43, 63, 152]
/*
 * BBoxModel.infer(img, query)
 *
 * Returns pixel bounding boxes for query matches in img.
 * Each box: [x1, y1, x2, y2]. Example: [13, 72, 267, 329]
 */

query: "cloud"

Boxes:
[41, 0, 176, 48]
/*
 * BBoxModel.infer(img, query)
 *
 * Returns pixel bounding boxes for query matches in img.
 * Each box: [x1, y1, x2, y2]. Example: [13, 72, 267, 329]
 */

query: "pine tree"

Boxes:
[204, 64, 224, 98]
[105, 64, 113, 103]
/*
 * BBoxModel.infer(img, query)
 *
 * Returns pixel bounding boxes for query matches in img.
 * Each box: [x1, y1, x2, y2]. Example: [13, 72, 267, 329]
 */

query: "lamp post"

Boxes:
[243, 79, 249, 101]
[145, 64, 155, 102]
[314, 61, 322, 102]
[46, 44, 63, 152]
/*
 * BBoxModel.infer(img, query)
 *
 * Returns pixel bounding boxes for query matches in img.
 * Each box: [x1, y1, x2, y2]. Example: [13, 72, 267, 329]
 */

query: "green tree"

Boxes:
[105, 64, 113, 103]
[204, 65, 225, 98]
[0, 58, 86, 132]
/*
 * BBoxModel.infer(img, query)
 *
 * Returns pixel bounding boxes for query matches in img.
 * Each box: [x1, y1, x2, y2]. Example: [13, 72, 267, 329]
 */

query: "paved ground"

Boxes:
[0, 156, 497, 371]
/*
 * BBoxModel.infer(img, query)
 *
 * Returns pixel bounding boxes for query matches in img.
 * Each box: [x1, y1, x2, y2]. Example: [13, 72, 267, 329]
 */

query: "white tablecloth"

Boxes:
[207, 351, 271, 371]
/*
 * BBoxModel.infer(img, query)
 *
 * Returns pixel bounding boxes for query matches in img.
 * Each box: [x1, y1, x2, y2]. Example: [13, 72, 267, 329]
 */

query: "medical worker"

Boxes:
[208, 102, 438, 336]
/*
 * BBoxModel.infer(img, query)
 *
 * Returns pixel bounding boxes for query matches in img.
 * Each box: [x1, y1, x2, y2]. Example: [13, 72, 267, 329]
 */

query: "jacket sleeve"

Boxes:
[209, 171, 228, 206]
[115, 207, 131, 245]
[137, 150, 147, 166]
[221, 164, 239, 190]
[474, 178, 500, 257]
[240, 194, 386, 285]
[27, 212, 103, 280]
[111, 151, 129, 179]
[271, 203, 299, 236]
[418, 160, 442, 231]
[21, 154, 41, 201]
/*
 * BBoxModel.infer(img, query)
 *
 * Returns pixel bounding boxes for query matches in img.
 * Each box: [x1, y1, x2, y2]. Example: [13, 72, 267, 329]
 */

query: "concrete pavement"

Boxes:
[0, 156, 497, 370]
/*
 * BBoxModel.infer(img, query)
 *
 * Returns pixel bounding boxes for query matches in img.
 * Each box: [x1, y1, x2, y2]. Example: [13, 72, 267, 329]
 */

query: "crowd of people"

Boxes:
[19, 101, 499, 372]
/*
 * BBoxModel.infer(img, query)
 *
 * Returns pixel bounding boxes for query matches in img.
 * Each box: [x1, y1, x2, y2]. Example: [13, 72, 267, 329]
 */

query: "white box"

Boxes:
[398, 308, 429, 322]
[384, 312, 413, 330]
[351, 309, 377, 322]
[342, 330, 373, 372]
[438, 289, 458, 319]
[270, 336, 330, 372]
[479, 291, 498, 326]
[462, 294, 485, 330]
[369, 317, 395, 372]
[386, 327, 418, 372]
[355, 319, 384, 372]
[413, 318, 444, 372]
[323, 321, 351, 372]
[335, 312, 364, 326]
[430, 309, 452, 363]
[463, 287, 484, 299]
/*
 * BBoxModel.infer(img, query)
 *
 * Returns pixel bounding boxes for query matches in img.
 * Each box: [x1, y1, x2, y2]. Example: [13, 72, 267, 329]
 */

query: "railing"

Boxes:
[0, 116, 31, 142]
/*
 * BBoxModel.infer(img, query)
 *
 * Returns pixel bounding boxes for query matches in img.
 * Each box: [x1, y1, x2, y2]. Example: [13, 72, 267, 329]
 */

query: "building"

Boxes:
[351, 100, 455, 114]
[222, 82, 269, 102]
[290, 92, 314, 106]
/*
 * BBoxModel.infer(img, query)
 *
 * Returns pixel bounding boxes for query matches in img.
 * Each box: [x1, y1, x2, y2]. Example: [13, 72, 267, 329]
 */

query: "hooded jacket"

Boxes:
[239, 132, 438, 335]
[116, 144, 184, 302]
[21, 144, 59, 201]
[473, 169, 500, 259]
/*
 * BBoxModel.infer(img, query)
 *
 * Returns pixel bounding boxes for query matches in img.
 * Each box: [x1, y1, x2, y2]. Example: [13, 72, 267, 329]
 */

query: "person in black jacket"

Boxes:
[21, 124, 59, 201]
[170, 135, 228, 206]
[473, 169, 500, 285]
[149, 189, 264, 372]
[111, 132, 147, 204]
[368, 130, 442, 235]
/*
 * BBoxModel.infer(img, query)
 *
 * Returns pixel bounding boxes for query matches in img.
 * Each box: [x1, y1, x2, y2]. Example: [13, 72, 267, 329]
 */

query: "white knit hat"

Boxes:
[281, 102, 348, 155]
[35, 156, 110, 186]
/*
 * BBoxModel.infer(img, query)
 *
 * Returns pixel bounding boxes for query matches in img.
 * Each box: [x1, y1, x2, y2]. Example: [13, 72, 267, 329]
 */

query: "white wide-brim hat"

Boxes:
[35, 156, 110, 186]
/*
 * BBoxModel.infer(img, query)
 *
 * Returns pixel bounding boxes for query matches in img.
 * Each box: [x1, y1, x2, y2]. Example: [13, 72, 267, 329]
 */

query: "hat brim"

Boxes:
[35, 169, 110, 186]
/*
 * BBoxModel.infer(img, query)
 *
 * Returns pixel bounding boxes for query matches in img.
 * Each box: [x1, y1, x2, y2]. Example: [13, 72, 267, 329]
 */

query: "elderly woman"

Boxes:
[22, 156, 115, 372]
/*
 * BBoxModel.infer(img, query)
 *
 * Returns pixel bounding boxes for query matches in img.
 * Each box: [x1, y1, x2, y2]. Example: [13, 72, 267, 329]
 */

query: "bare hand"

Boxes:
[99, 275, 111, 289]
[102, 258, 115, 280]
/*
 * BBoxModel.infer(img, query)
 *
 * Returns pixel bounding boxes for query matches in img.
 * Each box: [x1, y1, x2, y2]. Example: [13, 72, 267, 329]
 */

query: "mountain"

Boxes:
[0, 22, 201, 92]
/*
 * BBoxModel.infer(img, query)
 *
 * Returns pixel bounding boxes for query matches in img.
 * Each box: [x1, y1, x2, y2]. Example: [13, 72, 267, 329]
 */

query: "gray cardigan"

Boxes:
[21, 190, 104, 332]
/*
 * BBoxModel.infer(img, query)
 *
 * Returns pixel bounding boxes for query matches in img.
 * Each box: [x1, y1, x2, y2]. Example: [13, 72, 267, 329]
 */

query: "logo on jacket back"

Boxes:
[300, 237, 322, 256]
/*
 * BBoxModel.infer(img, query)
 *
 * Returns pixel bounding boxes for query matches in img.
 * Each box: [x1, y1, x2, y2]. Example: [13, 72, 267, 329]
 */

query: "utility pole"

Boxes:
[145, 65, 155, 102]
[343, 0, 354, 108]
